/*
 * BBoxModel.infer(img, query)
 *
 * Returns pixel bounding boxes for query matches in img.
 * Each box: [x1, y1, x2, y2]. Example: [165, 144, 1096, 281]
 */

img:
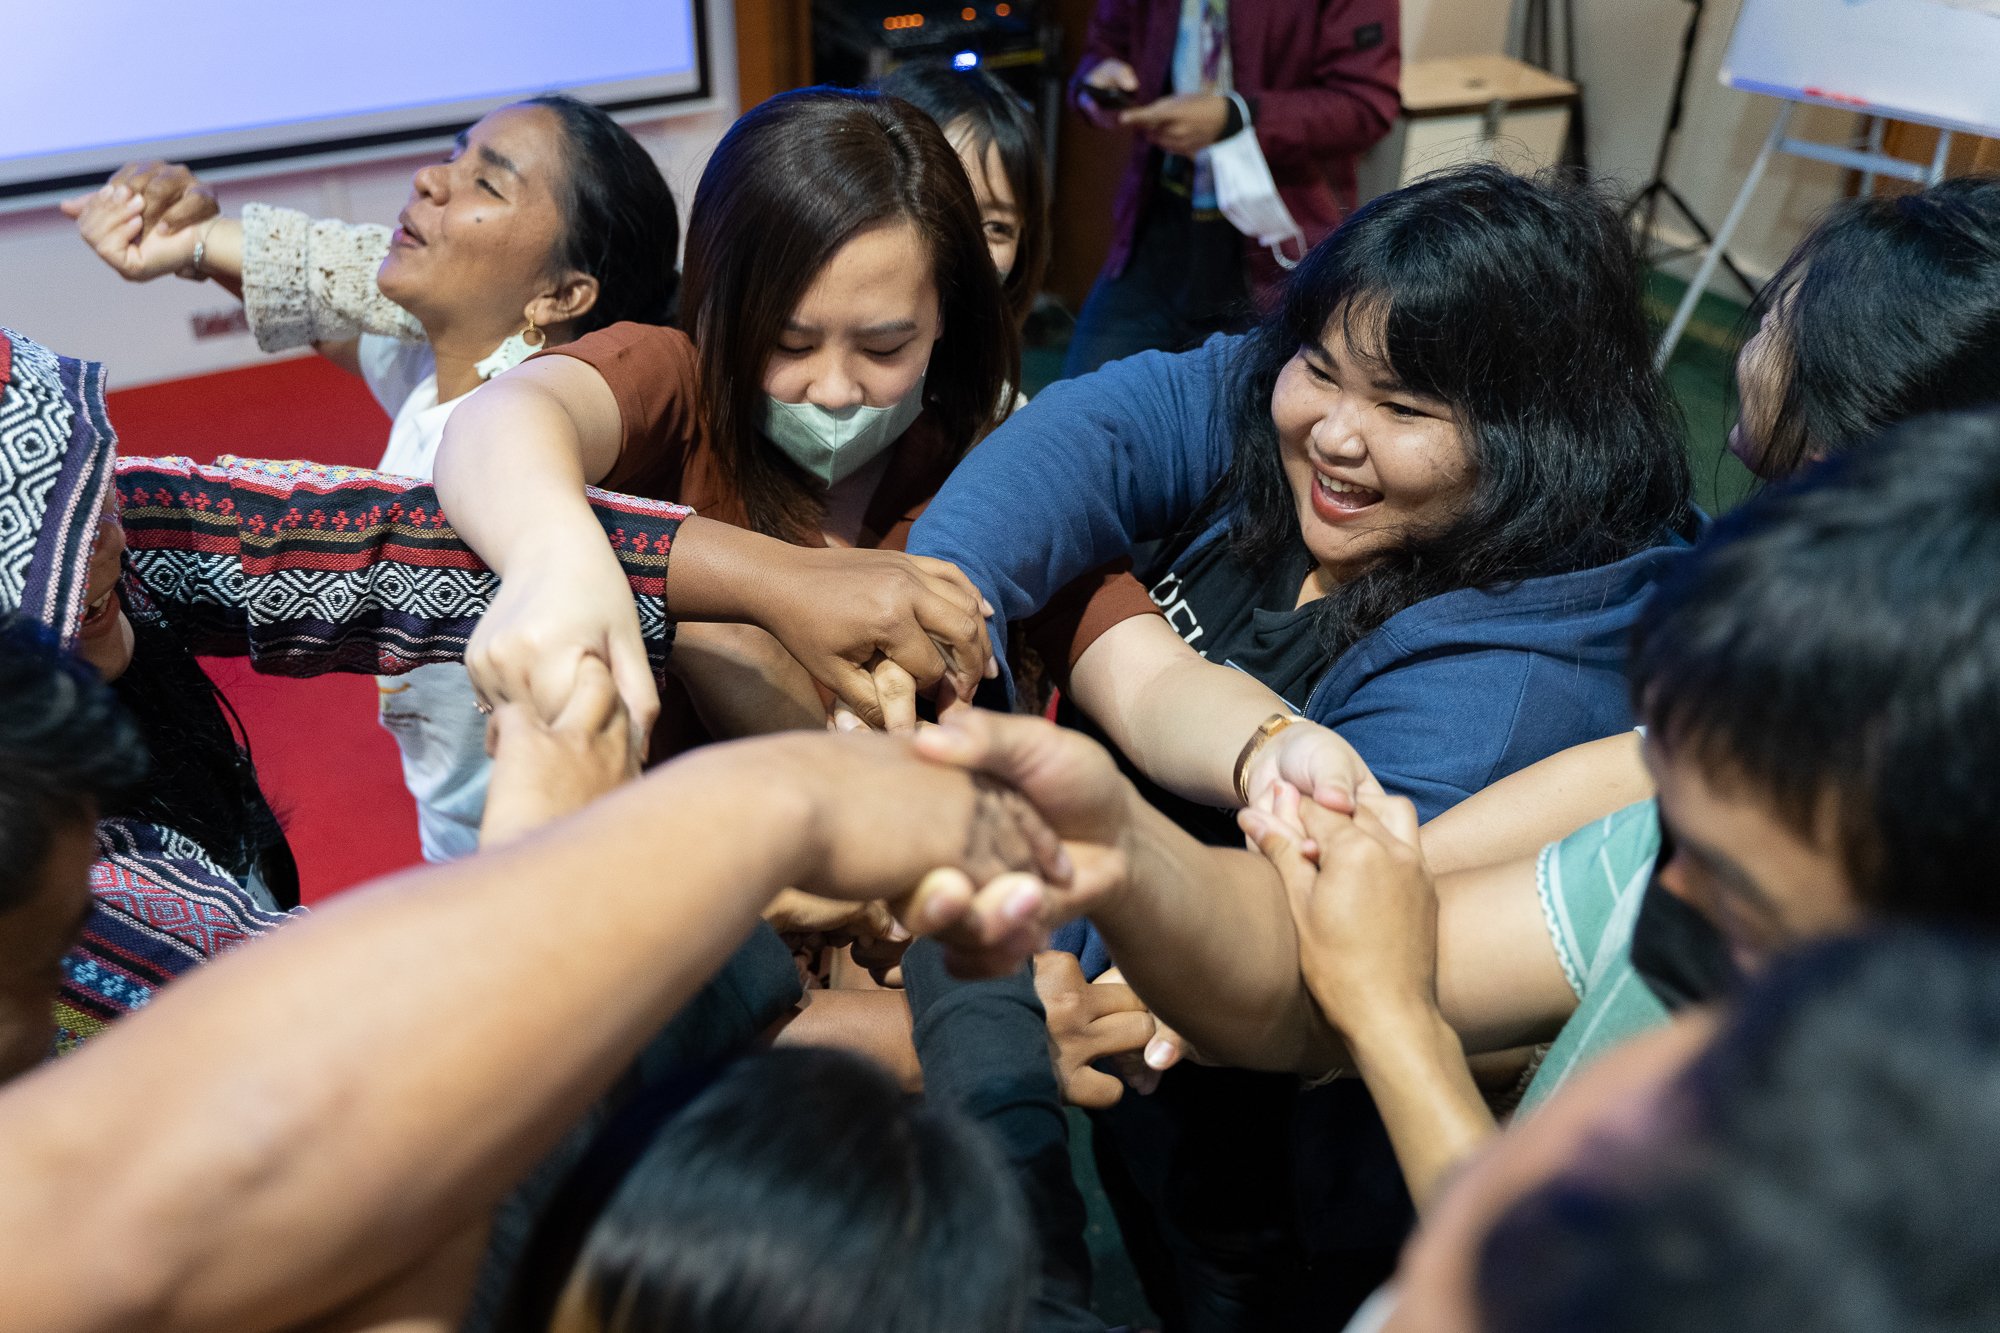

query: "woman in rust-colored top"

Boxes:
[436, 87, 1160, 760]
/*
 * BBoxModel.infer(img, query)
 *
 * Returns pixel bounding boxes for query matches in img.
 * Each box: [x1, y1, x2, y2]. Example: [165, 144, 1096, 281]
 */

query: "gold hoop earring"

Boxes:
[522, 322, 546, 348]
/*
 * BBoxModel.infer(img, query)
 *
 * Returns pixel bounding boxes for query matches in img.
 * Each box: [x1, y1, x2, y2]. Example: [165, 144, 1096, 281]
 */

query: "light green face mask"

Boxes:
[761, 374, 927, 487]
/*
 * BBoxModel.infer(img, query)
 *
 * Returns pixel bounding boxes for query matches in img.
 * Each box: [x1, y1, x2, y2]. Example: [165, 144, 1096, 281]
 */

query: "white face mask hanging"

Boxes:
[1201, 93, 1308, 269]
[761, 373, 928, 487]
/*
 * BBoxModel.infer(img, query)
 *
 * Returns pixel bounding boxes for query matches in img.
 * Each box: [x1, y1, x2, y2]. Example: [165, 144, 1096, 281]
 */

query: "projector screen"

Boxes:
[0, 0, 708, 205]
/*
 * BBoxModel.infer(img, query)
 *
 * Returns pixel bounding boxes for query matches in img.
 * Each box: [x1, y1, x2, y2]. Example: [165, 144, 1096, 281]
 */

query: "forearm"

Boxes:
[117, 454, 681, 678]
[657, 518, 799, 625]
[432, 380, 604, 577]
[1419, 732, 1651, 876]
[1091, 799, 1343, 1073]
[0, 743, 816, 1333]
[237, 203, 421, 351]
[1346, 1009, 1498, 1211]
[669, 622, 828, 737]
[1075, 626, 1294, 807]
[189, 217, 244, 294]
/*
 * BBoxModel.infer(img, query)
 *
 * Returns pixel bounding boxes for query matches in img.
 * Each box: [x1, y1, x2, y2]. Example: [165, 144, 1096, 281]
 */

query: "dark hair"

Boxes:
[681, 87, 1018, 541]
[0, 614, 145, 911]
[1477, 928, 2000, 1333]
[1629, 408, 2000, 926]
[556, 1048, 1033, 1333]
[520, 94, 681, 334]
[108, 610, 298, 906]
[1217, 165, 1691, 656]
[874, 60, 1050, 331]
[1749, 174, 2000, 479]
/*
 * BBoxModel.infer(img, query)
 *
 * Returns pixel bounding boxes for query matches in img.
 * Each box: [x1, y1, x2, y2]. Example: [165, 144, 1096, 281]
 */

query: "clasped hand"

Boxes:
[62, 161, 218, 282]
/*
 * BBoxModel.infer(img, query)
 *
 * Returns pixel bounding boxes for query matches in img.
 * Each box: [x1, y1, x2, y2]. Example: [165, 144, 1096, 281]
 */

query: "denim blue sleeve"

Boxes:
[1310, 644, 1537, 824]
[909, 335, 1246, 677]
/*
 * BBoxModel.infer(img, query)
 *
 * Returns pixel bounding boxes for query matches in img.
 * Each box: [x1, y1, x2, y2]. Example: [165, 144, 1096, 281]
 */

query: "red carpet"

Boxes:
[108, 356, 423, 903]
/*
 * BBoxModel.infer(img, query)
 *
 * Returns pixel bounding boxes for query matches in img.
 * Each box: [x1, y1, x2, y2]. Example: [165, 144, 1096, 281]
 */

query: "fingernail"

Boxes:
[980, 598, 995, 616]
[1051, 845, 1074, 882]
[1003, 881, 1042, 923]
[1146, 1037, 1177, 1069]
[920, 892, 958, 931]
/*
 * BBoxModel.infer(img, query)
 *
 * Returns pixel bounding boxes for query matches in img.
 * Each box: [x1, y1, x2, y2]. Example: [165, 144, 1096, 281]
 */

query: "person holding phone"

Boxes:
[1064, 0, 1401, 376]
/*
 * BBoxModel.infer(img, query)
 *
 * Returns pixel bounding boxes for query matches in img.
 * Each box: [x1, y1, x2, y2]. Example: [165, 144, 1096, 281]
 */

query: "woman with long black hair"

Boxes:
[909, 164, 1696, 1327]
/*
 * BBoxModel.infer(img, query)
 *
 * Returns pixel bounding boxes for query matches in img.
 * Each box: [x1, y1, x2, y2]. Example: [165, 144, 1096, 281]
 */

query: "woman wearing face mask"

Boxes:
[70, 96, 990, 859]
[434, 88, 1134, 759]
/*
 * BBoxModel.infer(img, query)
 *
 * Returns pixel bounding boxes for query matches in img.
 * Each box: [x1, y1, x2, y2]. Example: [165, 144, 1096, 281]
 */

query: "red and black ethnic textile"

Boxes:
[0, 329, 117, 652]
[56, 819, 299, 1051]
[117, 454, 686, 684]
[0, 324, 694, 1053]
[50, 455, 692, 1043]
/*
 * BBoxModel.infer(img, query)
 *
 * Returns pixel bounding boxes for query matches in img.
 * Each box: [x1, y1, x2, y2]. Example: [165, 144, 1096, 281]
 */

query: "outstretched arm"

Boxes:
[115, 454, 683, 686]
[64, 166, 422, 371]
[433, 353, 992, 735]
[1418, 732, 1651, 876]
[913, 709, 1579, 1078]
[1252, 795, 1496, 1210]
[1068, 614, 1376, 815]
[0, 728, 1072, 1333]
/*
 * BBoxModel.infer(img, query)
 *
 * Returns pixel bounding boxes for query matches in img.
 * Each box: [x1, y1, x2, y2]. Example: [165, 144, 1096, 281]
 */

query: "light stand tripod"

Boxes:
[1623, 0, 1757, 301]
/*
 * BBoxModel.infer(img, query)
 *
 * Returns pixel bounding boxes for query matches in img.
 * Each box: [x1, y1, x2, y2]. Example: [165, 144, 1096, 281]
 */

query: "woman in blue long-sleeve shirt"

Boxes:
[908, 164, 1695, 1329]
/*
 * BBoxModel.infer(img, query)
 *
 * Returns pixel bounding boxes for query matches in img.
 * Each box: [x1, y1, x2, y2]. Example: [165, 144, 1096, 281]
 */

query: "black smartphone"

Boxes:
[1081, 83, 1135, 111]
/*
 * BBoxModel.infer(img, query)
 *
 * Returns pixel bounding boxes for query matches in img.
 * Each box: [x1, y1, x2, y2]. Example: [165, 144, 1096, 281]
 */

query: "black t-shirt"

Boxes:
[1061, 534, 1331, 847]
[1148, 534, 1328, 708]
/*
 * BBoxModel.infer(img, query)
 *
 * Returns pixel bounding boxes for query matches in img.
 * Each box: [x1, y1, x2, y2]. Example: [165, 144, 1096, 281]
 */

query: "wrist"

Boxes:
[686, 734, 824, 883]
[1340, 996, 1459, 1077]
[1233, 712, 1302, 804]
[666, 517, 792, 626]
[1097, 793, 1183, 926]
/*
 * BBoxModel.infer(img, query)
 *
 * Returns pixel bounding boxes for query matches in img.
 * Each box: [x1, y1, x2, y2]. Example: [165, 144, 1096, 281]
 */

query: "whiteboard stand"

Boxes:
[1656, 99, 1954, 368]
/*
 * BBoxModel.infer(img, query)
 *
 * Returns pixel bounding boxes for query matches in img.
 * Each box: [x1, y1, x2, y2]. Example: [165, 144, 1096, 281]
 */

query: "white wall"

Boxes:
[0, 4, 737, 389]
[1401, 0, 1858, 294]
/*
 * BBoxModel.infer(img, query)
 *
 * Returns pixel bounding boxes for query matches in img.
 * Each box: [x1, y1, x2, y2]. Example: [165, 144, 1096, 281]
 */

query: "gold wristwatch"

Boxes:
[1232, 712, 1303, 805]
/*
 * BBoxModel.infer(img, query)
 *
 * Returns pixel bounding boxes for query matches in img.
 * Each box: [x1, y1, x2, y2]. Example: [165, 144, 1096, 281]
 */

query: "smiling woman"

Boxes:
[905, 164, 1698, 1327]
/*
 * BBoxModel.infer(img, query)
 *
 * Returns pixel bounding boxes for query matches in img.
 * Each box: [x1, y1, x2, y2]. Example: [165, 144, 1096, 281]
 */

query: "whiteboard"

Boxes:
[1721, 0, 2000, 138]
[0, 0, 707, 205]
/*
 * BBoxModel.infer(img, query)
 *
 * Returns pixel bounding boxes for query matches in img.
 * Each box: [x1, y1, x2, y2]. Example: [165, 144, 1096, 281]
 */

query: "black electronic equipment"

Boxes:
[815, 0, 1043, 77]
[811, 0, 1062, 183]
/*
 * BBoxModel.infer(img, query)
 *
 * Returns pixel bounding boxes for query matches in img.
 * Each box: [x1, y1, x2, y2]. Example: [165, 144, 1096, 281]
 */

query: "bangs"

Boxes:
[1286, 269, 1466, 414]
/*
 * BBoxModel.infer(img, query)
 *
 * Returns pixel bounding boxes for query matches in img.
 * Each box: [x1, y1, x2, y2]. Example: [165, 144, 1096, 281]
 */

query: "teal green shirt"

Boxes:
[1518, 800, 1669, 1113]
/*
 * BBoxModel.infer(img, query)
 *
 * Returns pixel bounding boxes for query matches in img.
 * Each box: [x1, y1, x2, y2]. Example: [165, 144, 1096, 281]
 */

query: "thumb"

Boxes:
[1240, 805, 1315, 907]
[59, 191, 97, 218]
[823, 661, 888, 730]
[1356, 789, 1421, 850]
[607, 632, 661, 744]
